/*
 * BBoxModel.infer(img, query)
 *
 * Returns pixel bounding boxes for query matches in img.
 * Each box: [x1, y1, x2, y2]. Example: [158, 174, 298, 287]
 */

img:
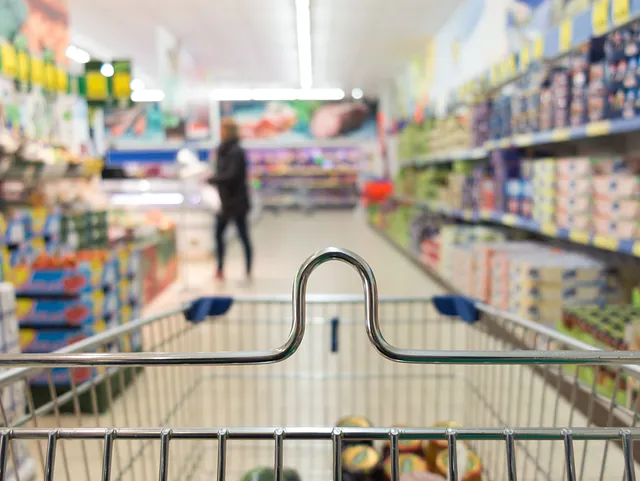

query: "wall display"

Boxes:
[0, 0, 69, 65]
[103, 103, 167, 144]
[220, 99, 378, 142]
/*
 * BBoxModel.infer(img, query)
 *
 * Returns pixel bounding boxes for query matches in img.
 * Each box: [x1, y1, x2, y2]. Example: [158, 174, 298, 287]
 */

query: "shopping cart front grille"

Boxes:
[0, 248, 638, 481]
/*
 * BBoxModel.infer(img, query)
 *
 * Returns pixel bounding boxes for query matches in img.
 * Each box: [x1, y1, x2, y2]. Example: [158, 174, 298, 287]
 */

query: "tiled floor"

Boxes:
[9, 211, 637, 480]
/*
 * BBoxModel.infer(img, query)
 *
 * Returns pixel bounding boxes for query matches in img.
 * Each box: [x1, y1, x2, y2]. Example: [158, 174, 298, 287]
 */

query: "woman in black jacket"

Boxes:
[209, 118, 252, 282]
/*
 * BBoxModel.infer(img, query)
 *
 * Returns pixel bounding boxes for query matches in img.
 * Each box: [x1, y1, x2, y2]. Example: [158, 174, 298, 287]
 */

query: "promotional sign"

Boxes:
[85, 60, 109, 104]
[103, 103, 166, 144]
[112, 60, 132, 104]
[0, 0, 69, 65]
[220, 99, 378, 142]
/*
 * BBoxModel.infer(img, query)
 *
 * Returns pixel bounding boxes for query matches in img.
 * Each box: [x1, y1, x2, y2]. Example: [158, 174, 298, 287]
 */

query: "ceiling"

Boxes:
[68, 0, 464, 96]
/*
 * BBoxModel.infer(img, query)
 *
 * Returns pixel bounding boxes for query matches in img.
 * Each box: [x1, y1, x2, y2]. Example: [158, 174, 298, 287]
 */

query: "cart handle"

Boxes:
[3, 247, 640, 366]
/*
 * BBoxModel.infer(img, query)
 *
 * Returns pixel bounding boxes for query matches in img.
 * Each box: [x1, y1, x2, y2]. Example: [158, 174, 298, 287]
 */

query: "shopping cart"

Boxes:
[1, 247, 640, 481]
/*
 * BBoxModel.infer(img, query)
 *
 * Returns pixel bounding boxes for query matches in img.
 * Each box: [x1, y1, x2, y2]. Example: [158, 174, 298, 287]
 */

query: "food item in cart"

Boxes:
[381, 425, 422, 457]
[434, 450, 482, 481]
[337, 415, 374, 447]
[240, 467, 301, 481]
[343, 445, 382, 481]
[422, 421, 462, 468]
[383, 453, 428, 480]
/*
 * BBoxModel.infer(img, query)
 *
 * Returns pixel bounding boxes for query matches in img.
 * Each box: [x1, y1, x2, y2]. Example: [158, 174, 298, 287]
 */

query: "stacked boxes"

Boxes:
[0, 284, 36, 481]
[438, 226, 505, 290]
[528, 158, 557, 224]
[17, 255, 119, 386]
[488, 242, 543, 310]
[593, 158, 640, 239]
[508, 251, 606, 324]
[556, 157, 593, 231]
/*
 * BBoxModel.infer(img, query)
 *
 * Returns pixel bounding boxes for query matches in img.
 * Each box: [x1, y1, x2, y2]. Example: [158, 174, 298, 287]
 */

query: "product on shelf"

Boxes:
[248, 146, 360, 209]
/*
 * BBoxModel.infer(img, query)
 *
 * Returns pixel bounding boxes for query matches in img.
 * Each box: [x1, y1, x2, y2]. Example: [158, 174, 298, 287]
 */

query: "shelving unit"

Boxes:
[391, 195, 640, 258]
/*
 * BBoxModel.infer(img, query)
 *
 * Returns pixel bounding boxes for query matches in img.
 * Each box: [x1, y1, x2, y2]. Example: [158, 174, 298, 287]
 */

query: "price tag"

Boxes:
[85, 71, 108, 101]
[585, 120, 611, 136]
[541, 222, 558, 237]
[593, 235, 619, 251]
[30, 57, 43, 86]
[533, 36, 544, 59]
[551, 128, 571, 141]
[1, 43, 17, 78]
[592, 0, 610, 35]
[560, 19, 573, 52]
[569, 230, 591, 244]
[612, 0, 630, 26]
[520, 45, 530, 71]
[633, 241, 640, 257]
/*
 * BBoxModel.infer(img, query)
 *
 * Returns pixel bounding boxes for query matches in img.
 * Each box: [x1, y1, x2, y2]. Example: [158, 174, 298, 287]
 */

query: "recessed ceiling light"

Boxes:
[100, 63, 114, 77]
[131, 89, 165, 102]
[65, 45, 90, 64]
[130, 78, 145, 91]
[351, 88, 364, 100]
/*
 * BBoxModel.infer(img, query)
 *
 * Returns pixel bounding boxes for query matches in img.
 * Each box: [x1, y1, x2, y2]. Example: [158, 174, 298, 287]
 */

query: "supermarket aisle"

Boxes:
[175, 209, 443, 299]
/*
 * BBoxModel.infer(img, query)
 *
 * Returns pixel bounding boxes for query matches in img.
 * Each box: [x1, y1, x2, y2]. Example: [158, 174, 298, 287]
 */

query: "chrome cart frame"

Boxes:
[0, 248, 639, 481]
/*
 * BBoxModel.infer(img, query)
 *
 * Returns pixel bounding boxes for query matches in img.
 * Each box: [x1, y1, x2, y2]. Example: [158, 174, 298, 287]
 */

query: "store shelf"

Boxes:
[395, 196, 640, 258]
[400, 117, 640, 167]
[405, 147, 487, 166]
[367, 221, 461, 294]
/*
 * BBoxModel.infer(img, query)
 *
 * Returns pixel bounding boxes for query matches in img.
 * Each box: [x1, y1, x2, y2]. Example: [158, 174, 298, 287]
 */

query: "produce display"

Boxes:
[247, 147, 360, 209]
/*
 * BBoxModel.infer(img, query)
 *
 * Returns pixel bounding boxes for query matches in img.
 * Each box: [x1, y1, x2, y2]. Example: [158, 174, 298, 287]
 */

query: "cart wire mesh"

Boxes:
[0, 247, 639, 481]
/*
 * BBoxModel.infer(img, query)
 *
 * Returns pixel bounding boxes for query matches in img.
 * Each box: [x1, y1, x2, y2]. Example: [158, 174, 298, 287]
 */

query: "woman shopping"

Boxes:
[209, 117, 253, 283]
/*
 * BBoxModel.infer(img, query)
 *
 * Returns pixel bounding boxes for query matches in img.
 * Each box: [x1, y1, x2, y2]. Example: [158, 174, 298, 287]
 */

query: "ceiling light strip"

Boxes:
[209, 88, 344, 101]
[295, 0, 313, 89]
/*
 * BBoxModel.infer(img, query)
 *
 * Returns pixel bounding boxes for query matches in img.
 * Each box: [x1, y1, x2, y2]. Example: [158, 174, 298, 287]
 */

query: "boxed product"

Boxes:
[12, 259, 117, 295]
[16, 290, 119, 327]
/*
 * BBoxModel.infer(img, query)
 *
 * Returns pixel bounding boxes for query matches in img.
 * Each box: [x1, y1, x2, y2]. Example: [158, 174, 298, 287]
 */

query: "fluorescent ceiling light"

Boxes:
[209, 88, 345, 101]
[100, 63, 114, 77]
[210, 89, 253, 101]
[66, 45, 90, 64]
[252, 88, 298, 101]
[297, 88, 345, 100]
[131, 89, 165, 102]
[351, 88, 364, 100]
[295, 0, 312, 89]
[130, 78, 145, 91]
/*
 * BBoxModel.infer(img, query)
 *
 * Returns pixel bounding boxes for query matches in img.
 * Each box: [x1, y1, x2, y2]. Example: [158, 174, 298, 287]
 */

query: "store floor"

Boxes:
[25, 211, 631, 481]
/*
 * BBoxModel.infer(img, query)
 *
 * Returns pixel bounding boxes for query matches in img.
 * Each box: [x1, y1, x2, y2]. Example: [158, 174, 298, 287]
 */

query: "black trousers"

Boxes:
[215, 214, 252, 275]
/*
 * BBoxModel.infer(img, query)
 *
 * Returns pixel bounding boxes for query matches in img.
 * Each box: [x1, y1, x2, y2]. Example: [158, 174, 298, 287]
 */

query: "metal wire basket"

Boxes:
[0, 247, 639, 481]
